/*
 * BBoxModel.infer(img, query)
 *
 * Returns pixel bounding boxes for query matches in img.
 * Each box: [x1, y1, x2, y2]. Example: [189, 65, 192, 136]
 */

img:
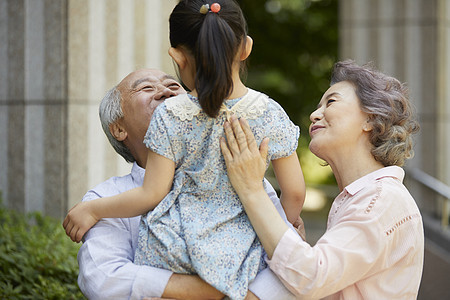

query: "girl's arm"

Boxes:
[272, 153, 305, 224]
[220, 116, 289, 258]
[63, 150, 175, 242]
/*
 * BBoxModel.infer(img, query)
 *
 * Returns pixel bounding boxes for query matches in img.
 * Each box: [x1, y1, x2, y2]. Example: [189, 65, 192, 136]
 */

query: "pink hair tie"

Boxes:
[210, 3, 221, 13]
[200, 3, 221, 14]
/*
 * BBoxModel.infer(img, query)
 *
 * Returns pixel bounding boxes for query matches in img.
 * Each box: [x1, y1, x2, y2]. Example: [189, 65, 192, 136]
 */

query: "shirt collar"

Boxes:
[130, 162, 145, 185]
[344, 166, 405, 196]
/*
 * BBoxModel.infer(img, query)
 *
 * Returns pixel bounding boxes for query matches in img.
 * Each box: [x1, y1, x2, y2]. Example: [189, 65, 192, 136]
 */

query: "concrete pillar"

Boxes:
[0, 0, 67, 217]
[437, 0, 450, 192]
[339, 0, 450, 216]
[67, 0, 178, 211]
[0, 0, 177, 218]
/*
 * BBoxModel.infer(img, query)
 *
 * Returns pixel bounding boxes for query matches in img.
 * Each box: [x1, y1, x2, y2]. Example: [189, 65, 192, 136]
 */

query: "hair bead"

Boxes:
[199, 4, 209, 14]
[210, 3, 221, 13]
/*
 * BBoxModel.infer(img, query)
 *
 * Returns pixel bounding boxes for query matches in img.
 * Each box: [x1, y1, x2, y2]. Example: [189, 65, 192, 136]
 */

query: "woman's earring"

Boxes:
[363, 120, 372, 132]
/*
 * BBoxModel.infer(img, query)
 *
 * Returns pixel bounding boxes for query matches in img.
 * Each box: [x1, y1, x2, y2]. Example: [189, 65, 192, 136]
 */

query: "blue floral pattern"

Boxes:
[135, 89, 299, 300]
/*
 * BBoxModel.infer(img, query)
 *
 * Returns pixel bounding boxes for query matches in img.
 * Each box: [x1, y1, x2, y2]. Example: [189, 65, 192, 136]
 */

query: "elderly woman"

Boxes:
[220, 60, 424, 299]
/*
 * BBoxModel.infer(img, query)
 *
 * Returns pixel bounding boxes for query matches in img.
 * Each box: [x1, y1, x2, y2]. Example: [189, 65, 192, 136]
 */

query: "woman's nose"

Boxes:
[310, 107, 322, 122]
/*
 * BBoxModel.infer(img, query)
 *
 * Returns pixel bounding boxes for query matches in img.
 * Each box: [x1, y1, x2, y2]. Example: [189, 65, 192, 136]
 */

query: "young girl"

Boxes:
[64, 1, 305, 299]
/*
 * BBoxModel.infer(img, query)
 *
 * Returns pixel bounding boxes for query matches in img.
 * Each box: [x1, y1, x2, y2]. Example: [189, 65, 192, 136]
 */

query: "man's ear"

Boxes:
[110, 122, 127, 141]
[240, 36, 253, 61]
[169, 47, 188, 70]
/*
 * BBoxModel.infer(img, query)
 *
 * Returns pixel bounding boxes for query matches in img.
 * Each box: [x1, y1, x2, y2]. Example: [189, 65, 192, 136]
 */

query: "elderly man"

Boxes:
[77, 68, 296, 299]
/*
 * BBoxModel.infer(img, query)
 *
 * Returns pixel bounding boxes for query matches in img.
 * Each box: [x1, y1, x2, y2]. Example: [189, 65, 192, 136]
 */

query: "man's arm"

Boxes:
[249, 268, 296, 299]
[64, 152, 176, 243]
[78, 190, 224, 300]
[77, 192, 173, 300]
[162, 274, 223, 299]
[77, 176, 295, 299]
[146, 180, 293, 300]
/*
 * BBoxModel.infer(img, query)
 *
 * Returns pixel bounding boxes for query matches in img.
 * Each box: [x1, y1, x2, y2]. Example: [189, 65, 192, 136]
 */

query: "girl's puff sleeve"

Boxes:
[143, 103, 177, 163]
[266, 100, 300, 161]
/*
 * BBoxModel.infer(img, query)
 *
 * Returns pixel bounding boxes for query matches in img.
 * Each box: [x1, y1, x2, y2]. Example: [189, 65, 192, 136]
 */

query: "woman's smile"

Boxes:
[309, 124, 325, 136]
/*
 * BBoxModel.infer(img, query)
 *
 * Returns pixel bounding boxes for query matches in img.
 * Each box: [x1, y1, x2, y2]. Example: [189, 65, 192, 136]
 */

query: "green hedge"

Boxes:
[0, 203, 85, 299]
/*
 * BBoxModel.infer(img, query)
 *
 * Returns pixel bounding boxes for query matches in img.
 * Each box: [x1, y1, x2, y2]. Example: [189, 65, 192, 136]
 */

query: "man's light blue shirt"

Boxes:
[77, 162, 295, 300]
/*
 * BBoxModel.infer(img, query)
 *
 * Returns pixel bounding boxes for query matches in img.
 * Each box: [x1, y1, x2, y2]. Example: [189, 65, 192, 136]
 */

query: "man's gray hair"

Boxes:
[99, 86, 135, 163]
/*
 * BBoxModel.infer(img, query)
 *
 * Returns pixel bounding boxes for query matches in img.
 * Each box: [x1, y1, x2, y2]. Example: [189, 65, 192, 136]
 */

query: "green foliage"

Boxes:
[239, 0, 338, 185]
[240, 0, 338, 142]
[297, 137, 335, 185]
[0, 203, 85, 300]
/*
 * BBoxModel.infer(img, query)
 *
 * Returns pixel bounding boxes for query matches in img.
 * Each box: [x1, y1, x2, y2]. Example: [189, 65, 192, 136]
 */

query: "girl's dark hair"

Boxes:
[169, 0, 248, 117]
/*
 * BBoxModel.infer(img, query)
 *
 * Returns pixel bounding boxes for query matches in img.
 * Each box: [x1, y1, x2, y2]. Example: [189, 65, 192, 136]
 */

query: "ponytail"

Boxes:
[169, 0, 248, 118]
[196, 12, 236, 117]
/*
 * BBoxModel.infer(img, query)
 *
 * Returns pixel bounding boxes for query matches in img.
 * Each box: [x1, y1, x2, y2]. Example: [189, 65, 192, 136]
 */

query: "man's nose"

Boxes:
[154, 86, 176, 100]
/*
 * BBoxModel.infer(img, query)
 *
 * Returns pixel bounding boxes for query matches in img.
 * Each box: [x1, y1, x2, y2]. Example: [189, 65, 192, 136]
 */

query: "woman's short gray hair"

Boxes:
[331, 60, 420, 167]
[99, 86, 135, 163]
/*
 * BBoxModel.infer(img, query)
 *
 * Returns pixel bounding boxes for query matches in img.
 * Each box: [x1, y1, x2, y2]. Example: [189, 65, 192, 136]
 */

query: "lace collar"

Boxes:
[165, 89, 269, 121]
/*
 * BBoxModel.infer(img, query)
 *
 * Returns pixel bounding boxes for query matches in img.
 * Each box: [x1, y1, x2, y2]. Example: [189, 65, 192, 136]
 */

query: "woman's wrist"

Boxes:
[235, 183, 267, 205]
[239, 188, 289, 258]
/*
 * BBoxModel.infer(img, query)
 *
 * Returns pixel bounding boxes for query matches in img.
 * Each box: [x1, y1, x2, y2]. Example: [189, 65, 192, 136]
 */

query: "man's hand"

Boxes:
[62, 201, 99, 243]
[144, 290, 259, 300]
[245, 291, 259, 300]
[160, 274, 224, 300]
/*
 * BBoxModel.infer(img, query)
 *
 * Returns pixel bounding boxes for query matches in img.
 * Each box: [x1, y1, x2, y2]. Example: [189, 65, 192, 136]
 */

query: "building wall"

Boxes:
[0, 0, 178, 218]
[66, 0, 178, 211]
[339, 0, 450, 216]
[0, 0, 68, 217]
[3, 0, 449, 220]
[437, 0, 450, 192]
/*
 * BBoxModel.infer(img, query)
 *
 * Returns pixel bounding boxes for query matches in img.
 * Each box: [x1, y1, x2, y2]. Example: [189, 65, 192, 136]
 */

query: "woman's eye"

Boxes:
[141, 86, 153, 91]
[326, 99, 336, 106]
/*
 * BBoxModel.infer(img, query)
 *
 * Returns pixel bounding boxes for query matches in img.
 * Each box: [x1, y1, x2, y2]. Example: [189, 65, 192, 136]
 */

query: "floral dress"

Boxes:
[135, 88, 299, 300]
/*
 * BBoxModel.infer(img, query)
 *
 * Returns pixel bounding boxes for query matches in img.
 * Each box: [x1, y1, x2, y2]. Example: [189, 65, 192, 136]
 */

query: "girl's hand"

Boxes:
[220, 115, 269, 198]
[62, 201, 99, 243]
[293, 216, 306, 241]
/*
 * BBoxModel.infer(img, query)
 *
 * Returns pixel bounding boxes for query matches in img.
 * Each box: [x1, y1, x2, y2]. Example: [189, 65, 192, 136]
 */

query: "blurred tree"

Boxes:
[239, 0, 338, 138]
[239, 0, 338, 185]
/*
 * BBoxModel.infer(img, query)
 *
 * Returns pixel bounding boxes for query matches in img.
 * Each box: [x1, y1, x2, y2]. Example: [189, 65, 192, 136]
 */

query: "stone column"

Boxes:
[67, 0, 178, 211]
[0, 0, 177, 218]
[339, 0, 449, 215]
[0, 0, 68, 217]
[437, 0, 450, 193]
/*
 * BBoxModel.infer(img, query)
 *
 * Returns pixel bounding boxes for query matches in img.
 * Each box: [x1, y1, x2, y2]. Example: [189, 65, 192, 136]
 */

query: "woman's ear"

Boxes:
[240, 36, 253, 61]
[169, 47, 188, 70]
[110, 122, 127, 142]
[363, 118, 373, 132]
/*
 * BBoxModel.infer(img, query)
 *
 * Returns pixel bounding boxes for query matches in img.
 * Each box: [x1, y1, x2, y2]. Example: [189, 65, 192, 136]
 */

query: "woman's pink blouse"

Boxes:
[267, 166, 424, 299]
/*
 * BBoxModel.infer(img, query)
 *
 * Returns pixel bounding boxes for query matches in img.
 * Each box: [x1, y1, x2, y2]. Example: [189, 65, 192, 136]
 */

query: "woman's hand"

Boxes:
[62, 201, 99, 243]
[220, 115, 269, 198]
[221, 115, 289, 258]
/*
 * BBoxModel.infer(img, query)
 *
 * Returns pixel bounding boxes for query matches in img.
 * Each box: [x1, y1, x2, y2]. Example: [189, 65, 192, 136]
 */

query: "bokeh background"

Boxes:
[1, 0, 449, 298]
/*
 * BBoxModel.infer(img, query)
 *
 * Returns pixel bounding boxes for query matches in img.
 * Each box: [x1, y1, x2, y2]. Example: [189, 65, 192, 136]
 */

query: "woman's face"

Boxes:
[309, 81, 371, 162]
